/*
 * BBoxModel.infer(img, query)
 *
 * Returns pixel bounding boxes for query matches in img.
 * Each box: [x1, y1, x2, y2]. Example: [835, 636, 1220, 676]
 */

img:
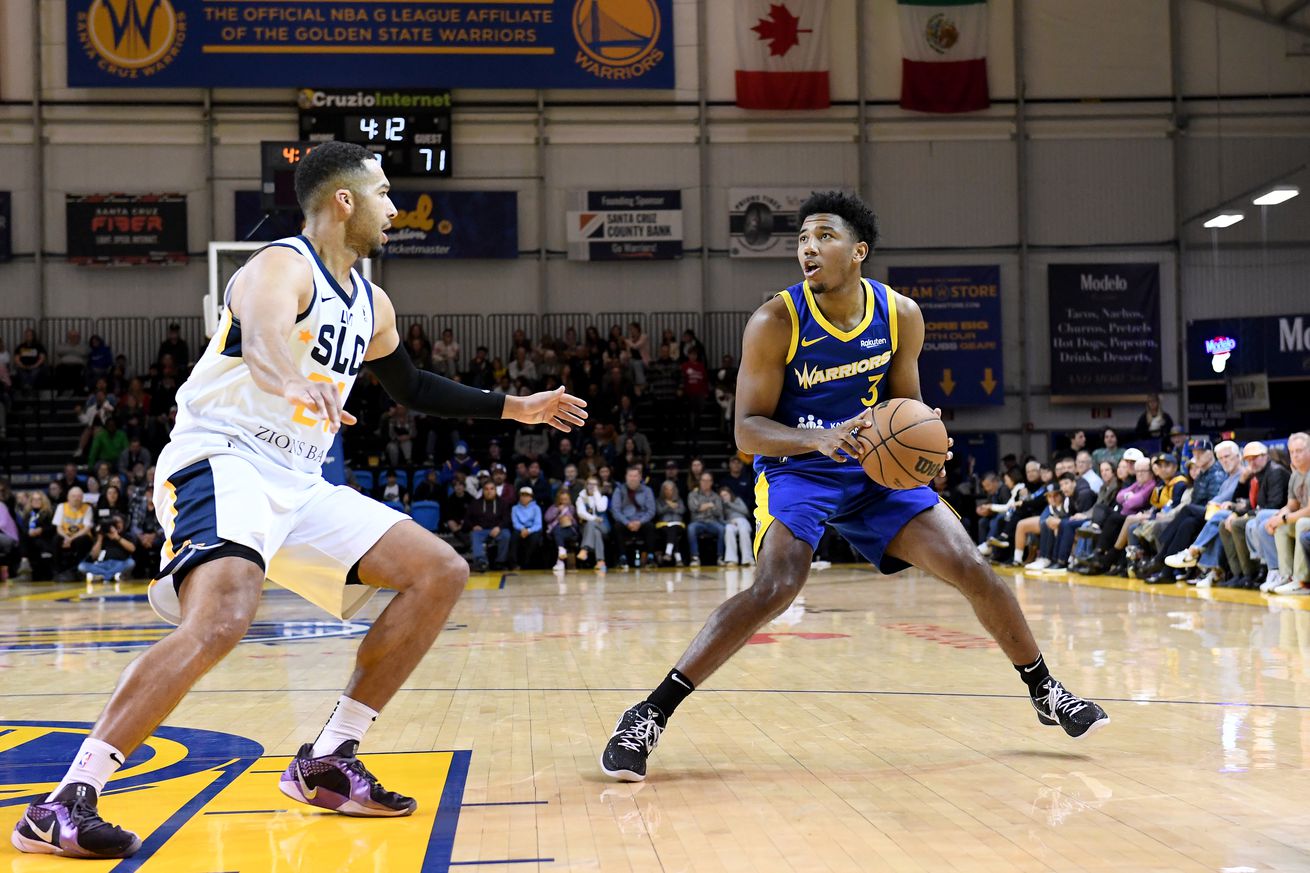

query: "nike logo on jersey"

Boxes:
[321, 295, 335, 302]
[295, 762, 319, 800]
[800, 336, 827, 348]
[25, 815, 56, 844]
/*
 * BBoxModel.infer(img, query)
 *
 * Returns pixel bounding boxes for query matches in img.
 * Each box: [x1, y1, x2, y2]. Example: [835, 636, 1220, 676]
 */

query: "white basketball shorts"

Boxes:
[148, 435, 410, 625]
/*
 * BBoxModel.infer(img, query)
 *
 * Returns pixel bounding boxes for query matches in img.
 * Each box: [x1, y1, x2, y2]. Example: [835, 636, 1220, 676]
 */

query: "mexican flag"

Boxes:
[735, 0, 831, 110]
[899, 0, 990, 113]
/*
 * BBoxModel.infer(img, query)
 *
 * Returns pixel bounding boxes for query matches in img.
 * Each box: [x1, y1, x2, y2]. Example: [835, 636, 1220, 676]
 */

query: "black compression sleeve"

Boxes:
[367, 344, 507, 419]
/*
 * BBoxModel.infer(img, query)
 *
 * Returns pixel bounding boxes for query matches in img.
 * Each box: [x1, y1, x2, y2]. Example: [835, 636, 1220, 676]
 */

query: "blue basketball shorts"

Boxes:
[752, 455, 944, 573]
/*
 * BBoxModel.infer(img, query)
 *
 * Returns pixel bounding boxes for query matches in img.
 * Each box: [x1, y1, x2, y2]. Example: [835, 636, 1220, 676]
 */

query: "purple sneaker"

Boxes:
[11, 783, 142, 859]
[278, 740, 416, 817]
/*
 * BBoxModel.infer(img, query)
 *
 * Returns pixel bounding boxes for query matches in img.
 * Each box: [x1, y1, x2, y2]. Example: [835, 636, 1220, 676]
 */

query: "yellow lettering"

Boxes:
[393, 194, 435, 232]
[837, 364, 854, 379]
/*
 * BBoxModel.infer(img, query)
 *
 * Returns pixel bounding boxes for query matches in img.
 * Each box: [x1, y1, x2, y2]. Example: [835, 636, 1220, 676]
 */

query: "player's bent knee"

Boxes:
[749, 573, 803, 614]
[185, 613, 255, 654]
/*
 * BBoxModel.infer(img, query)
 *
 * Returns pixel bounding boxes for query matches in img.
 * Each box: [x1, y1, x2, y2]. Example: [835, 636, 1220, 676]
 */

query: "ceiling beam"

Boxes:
[1187, 0, 1310, 36]
[1277, 0, 1310, 21]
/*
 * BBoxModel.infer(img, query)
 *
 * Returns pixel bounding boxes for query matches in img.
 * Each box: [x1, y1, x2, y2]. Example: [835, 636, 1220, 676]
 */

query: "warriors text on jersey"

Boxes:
[770, 277, 899, 437]
[170, 235, 374, 474]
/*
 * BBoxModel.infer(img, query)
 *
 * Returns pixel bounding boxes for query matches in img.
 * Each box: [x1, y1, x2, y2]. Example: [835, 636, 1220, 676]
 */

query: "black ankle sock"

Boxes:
[1015, 653, 1051, 697]
[646, 668, 695, 718]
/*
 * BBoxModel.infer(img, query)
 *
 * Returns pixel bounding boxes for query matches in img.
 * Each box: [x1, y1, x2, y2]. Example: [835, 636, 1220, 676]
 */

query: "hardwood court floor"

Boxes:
[2, 565, 1310, 872]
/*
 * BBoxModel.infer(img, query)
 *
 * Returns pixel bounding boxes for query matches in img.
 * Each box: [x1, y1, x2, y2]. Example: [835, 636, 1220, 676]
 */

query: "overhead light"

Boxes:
[1252, 185, 1299, 206]
[1204, 212, 1245, 228]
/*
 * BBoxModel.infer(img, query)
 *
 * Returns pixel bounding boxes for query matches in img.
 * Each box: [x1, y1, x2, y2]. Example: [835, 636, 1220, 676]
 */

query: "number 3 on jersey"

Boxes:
[861, 374, 884, 408]
[292, 373, 347, 431]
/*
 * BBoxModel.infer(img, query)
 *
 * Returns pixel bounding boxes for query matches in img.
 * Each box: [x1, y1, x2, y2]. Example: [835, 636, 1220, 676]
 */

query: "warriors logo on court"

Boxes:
[77, 0, 187, 79]
[572, 0, 665, 82]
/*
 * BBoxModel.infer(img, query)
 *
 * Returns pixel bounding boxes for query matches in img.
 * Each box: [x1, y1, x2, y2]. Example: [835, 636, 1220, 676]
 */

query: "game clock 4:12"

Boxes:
[298, 89, 453, 179]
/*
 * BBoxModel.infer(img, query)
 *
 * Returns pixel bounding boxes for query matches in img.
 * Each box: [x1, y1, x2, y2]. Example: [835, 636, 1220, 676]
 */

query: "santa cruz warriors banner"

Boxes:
[67, 0, 675, 88]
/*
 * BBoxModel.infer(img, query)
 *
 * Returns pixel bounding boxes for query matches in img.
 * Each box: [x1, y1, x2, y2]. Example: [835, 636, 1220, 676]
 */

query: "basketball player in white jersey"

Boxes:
[12, 141, 587, 860]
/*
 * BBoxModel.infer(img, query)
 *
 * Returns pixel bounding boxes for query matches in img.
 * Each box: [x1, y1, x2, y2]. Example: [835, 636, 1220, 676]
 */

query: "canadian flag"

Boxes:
[735, 1, 831, 110]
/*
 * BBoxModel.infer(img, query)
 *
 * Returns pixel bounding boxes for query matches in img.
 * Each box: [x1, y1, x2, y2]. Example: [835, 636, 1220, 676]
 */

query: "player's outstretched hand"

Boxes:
[931, 406, 955, 462]
[283, 377, 356, 433]
[813, 409, 873, 464]
[507, 386, 589, 433]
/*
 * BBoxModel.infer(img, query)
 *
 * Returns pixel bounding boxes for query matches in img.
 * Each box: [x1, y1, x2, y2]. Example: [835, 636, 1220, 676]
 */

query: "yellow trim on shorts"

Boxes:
[753, 471, 774, 558]
[215, 308, 234, 355]
[804, 278, 874, 343]
[777, 290, 800, 364]
[886, 282, 900, 354]
[160, 479, 179, 562]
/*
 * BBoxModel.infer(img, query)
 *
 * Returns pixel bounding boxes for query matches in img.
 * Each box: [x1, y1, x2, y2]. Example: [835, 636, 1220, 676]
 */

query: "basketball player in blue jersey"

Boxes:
[601, 191, 1108, 782]
[13, 141, 587, 860]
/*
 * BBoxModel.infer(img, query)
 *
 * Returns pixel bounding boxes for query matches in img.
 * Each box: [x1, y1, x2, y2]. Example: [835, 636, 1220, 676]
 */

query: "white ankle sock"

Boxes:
[311, 696, 378, 758]
[49, 737, 125, 800]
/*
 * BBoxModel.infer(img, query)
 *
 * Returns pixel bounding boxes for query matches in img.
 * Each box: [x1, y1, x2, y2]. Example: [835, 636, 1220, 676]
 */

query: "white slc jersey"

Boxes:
[170, 236, 374, 474]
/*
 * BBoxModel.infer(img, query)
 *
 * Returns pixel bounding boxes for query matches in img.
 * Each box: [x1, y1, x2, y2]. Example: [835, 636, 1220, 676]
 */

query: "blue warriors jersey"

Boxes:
[770, 277, 898, 437]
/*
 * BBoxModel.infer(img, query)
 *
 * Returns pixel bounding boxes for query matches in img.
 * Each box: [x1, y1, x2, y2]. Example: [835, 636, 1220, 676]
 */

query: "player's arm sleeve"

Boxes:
[367, 344, 506, 420]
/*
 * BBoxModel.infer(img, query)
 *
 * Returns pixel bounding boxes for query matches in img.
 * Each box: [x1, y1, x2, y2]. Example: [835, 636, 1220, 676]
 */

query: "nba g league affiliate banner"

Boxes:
[887, 266, 1003, 408]
[66, 0, 674, 88]
[1048, 263, 1162, 397]
[233, 190, 518, 259]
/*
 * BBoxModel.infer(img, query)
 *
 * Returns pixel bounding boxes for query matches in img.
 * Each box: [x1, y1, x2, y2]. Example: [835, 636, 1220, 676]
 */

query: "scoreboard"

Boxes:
[298, 88, 453, 179]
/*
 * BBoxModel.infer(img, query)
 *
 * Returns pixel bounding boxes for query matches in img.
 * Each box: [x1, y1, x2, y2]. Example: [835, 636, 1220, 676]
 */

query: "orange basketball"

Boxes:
[855, 398, 949, 489]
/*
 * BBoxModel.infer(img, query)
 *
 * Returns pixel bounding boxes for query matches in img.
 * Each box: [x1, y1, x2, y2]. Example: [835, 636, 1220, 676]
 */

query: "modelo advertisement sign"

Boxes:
[1186, 314, 1310, 381]
[1048, 263, 1161, 397]
[66, 0, 674, 89]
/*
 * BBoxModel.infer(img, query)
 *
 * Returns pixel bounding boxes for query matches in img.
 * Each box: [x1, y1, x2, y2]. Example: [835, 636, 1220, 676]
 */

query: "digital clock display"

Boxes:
[298, 89, 453, 179]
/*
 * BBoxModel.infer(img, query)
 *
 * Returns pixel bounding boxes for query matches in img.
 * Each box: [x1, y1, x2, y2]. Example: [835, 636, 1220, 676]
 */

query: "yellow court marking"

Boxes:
[142, 752, 460, 872]
[1002, 565, 1310, 611]
[465, 573, 505, 591]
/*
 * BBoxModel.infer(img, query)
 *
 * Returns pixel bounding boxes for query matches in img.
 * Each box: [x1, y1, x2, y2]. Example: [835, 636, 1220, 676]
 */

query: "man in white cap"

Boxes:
[1218, 441, 1289, 590]
[1262, 432, 1310, 595]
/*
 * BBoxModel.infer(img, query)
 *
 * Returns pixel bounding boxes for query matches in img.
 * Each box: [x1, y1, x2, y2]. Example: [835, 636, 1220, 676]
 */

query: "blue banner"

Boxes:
[1187, 313, 1310, 381]
[67, 0, 675, 89]
[886, 266, 1004, 408]
[385, 191, 518, 259]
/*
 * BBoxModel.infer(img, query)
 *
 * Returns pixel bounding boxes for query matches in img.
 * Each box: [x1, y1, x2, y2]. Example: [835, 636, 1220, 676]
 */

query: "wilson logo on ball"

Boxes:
[914, 456, 942, 476]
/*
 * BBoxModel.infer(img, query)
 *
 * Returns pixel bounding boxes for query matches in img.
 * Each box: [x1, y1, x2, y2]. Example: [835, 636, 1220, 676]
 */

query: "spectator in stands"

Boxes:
[468, 480, 512, 571]
[514, 422, 549, 465]
[722, 456, 753, 509]
[654, 480, 687, 566]
[1026, 472, 1095, 571]
[127, 480, 161, 578]
[1218, 441, 1289, 590]
[714, 354, 738, 433]
[646, 344, 681, 439]
[679, 346, 710, 446]
[413, 469, 443, 502]
[77, 515, 136, 584]
[1138, 437, 1229, 582]
[683, 458, 707, 497]
[1256, 432, 1310, 595]
[47, 480, 65, 510]
[512, 486, 544, 569]
[425, 327, 459, 377]
[98, 483, 128, 518]
[52, 328, 87, 396]
[384, 404, 416, 467]
[517, 460, 552, 507]
[438, 477, 472, 556]
[623, 322, 650, 386]
[597, 464, 616, 496]
[52, 486, 93, 581]
[440, 441, 479, 486]
[406, 334, 433, 371]
[0, 482, 18, 579]
[88, 416, 128, 471]
[974, 471, 1012, 551]
[1135, 393, 1173, 450]
[375, 470, 409, 509]
[1076, 451, 1101, 491]
[558, 464, 584, 505]
[611, 464, 656, 568]
[687, 471, 726, 568]
[117, 435, 151, 474]
[1167, 425, 1191, 464]
[87, 335, 113, 387]
[464, 346, 495, 390]
[545, 490, 580, 571]
[620, 437, 648, 474]
[13, 328, 48, 394]
[680, 328, 707, 364]
[576, 476, 609, 571]
[1077, 456, 1157, 576]
[55, 463, 83, 496]
[1092, 428, 1125, 469]
[405, 323, 432, 361]
[718, 484, 754, 567]
[546, 437, 576, 480]
[1162, 442, 1246, 587]
[487, 464, 512, 504]
[1067, 429, 1088, 455]
[156, 323, 189, 369]
[23, 491, 56, 580]
[508, 347, 538, 386]
[1062, 460, 1123, 571]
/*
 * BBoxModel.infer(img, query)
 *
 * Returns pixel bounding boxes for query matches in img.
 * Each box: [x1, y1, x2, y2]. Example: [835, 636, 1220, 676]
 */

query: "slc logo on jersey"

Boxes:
[573, 0, 665, 82]
[78, 0, 187, 79]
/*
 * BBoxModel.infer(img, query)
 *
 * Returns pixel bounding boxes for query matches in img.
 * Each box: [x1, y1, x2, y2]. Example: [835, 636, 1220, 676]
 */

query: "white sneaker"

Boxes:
[85, 572, 95, 584]
[810, 560, 832, 570]
[977, 543, 992, 556]
[553, 559, 566, 571]
[689, 557, 701, 568]
[1195, 570, 1217, 588]
[1259, 571, 1283, 593]
[1164, 549, 1198, 569]
[1273, 579, 1310, 595]
[1024, 558, 1051, 571]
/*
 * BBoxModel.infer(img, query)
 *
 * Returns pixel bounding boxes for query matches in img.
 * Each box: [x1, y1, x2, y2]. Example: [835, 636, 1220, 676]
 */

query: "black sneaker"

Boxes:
[1031, 677, 1110, 739]
[11, 783, 142, 859]
[599, 702, 666, 782]
[278, 741, 416, 817]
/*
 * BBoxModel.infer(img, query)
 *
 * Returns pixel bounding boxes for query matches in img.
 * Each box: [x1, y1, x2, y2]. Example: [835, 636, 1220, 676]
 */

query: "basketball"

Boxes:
[856, 398, 949, 489]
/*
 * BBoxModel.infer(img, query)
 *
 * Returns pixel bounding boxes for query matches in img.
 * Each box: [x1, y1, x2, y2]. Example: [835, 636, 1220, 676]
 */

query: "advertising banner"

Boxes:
[566, 190, 682, 261]
[66, 194, 189, 266]
[384, 191, 518, 259]
[1186, 314, 1310, 381]
[887, 265, 1003, 407]
[728, 187, 825, 258]
[1048, 263, 1161, 397]
[67, 0, 674, 89]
